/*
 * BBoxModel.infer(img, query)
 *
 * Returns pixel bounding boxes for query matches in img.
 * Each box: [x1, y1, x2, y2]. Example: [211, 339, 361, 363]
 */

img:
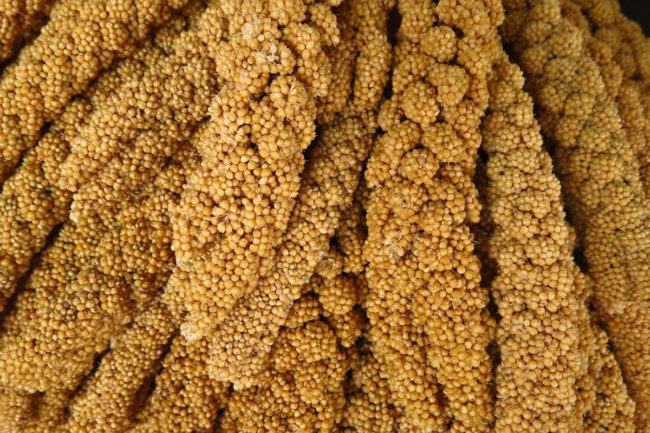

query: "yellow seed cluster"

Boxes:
[125, 335, 229, 433]
[222, 256, 360, 432]
[481, 51, 635, 432]
[342, 343, 400, 433]
[53, 299, 177, 433]
[203, 111, 372, 386]
[0, 143, 197, 427]
[565, 0, 650, 194]
[16, 391, 69, 433]
[0, 78, 110, 309]
[584, 322, 636, 432]
[341, 196, 407, 432]
[483, 54, 582, 432]
[363, 0, 503, 430]
[0, 0, 190, 182]
[221, 194, 368, 432]
[0, 388, 32, 432]
[0, 7, 197, 310]
[0, 0, 649, 431]
[0, 0, 55, 63]
[164, 0, 344, 343]
[204, 0, 391, 389]
[503, 0, 650, 430]
[58, 0, 220, 198]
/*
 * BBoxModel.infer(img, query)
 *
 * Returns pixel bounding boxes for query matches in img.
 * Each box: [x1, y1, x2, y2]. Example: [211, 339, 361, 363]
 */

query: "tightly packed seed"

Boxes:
[221, 254, 360, 432]
[0, 6, 200, 311]
[341, 341, 401, 433]
[203, 110, 371, 388]
[0, 143, 198, 428]
[204, 0, 391, 389]
[363, 0, 502, 430]
[164, 0, 343, 343]
[220, 198, 368, 432]
[565, 0, 650, 194]
[0, 0, 191, 182]
[57, 0, 220, 199]
[0, 63, 124, 310]
[124, 335, 229, 433]
[502, 0, 650, 430]
[219, 171, 368, 432]
[0, 0, 55, 63]
[0, 0, 649, 431]
[583, 321, 636, 433]
[53, 298, 177, 433]
[483, 53, 583, 432]
[482, 52, 635, 433]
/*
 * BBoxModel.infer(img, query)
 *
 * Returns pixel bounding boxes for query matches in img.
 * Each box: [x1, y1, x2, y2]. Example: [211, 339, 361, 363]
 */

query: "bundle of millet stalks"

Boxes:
[0, 0, 648, 432]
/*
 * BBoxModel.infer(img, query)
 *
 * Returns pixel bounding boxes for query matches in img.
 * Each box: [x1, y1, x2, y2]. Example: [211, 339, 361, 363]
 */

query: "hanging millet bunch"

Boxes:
[0, 0, 648, 432]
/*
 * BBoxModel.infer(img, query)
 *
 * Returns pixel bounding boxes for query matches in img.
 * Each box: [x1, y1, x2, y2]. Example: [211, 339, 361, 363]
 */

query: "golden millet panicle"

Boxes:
[583, 322, 636, 433]
[481, 52, 630, 433]
[340, 199, 404, 433]
[565, 0, 650, 195]
[363, 0, 502, 430]
[205, 111, 373, 387]
[0, 388, 33, 432]
[0, 81, 111, 310]
[0, 0, 649, 431]
[503, 0, 650, 430]
[57, 0, 221, 198]
[0, 0, 191, 182]
[221, 252, 361, 433]
[165, 0, 342, 343]
[16, 391, 69, 433]
[341, 341, 401, 433]
[0, 7, 197, 312]
[348, 0, 394, 113]
[221, 191, 368, 432]
[205, 0, 392, 388]
[0, 0, 55, 63]
[0, 143, 197, 428]
[124, 335, 229, 433]
[51, 298, 177, 433]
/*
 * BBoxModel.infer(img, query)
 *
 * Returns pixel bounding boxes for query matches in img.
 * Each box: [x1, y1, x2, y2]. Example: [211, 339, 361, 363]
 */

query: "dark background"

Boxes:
[619, 0, 650, 35]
